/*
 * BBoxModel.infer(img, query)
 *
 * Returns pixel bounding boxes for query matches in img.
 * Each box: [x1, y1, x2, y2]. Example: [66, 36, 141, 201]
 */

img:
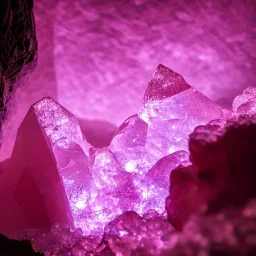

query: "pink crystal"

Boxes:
[1, 64, 256, 255]
[232, 87, 256, 115]
[109, 115, 150, 174]
[0, 98, 91, 237]
[1, 65, 232, 240]
[110, 65, 228, 178]
[143, 64, 191, 101]
[131, 150, 189, 214]
[0, 97, 140, 238]
[86, 147, 139, 236]
[108, 65, 229, 216]
[138, 64, 227, 159]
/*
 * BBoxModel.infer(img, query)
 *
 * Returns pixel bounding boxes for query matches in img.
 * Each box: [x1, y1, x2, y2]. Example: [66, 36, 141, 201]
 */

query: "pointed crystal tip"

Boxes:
[143, 64, 190, 102]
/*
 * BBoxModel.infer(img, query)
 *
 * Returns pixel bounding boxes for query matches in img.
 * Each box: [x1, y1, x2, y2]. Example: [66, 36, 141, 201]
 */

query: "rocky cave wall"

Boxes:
[1, 0, 256, 161]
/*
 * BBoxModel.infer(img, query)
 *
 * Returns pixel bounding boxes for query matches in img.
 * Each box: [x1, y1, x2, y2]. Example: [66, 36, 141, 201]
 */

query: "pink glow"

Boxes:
[0, 64, 231, 239]
[1, 0, 255, 160]
[0, 1, 256, 254]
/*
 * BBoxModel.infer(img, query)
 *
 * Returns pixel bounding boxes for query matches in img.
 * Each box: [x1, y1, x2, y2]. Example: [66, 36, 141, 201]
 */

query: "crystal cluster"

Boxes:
[1, 65, 256, 255]
[0, 65, 227, 237]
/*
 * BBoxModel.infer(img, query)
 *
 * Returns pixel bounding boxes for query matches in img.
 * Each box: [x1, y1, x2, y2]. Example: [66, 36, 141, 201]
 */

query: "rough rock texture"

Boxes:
[0, 0, 37, 143]
[55, 0, 256, 125]
[2, 0, 256, 161]
[26, 225, 98, 256]
[0, 0, 56, 161]
[166, 114, 256, 230]
[98, 201, 256, 256]
[25, 201, 256, 256]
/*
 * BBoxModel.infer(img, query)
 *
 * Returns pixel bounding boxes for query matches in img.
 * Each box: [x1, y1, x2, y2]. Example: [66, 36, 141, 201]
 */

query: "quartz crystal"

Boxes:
[0, 98, 139, 238]
[232, 87, 256, 115]
[0, 98, 91, 236]
[138, 64, 226, 157]
[3, 65, 256, 256]
[112, 65, 223, 172]
[0, 65, 231, 239]
[111, 65, 227, 174]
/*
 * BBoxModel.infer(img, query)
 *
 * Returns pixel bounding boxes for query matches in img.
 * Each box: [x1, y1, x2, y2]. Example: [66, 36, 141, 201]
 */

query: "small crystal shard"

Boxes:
[232, 87, 256, 115]
[136, 150, 190, 214]
[143, 64, 191, 102]
[83, 147, 139, 236]
[109, 115, 150, 174]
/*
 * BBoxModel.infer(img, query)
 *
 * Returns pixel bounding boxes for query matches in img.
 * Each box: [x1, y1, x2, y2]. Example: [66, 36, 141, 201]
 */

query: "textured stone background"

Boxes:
[1, 0, 256, 160]
[0, 0, 37, 151]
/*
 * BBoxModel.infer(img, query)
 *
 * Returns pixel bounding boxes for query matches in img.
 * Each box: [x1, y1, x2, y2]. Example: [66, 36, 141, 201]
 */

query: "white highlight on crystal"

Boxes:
[125, 160, 137, 172]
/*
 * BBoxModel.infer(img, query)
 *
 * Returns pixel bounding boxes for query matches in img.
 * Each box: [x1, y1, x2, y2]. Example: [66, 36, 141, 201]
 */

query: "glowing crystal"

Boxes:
[135, 150, 190, 214]
[0, 98, 91, 236]
[139, 64, 226, 159]
[232, 87, 256, 115]
[109, 115, 151, 174]
[0, 65, 236, 249]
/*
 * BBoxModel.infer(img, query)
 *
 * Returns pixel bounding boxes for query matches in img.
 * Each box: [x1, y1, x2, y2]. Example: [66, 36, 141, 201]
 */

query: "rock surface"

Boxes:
[25, 201, 256, 256]
[0, 0, 37, 143]
[167, 113, 256, 230]
[2, 0, 256, 161]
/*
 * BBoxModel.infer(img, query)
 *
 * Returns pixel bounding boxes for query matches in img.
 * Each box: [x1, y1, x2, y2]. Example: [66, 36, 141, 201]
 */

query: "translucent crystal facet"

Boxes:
[0, 98, 93, 236]
[139, 64, 226, 159]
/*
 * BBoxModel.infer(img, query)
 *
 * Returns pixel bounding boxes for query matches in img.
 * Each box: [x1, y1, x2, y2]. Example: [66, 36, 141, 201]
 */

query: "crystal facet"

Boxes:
[138, 64, 226, 159]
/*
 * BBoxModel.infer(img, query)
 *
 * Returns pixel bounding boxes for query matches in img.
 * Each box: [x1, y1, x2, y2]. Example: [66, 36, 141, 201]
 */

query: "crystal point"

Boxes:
[143, 64, 191, 102]
[0, 98, 92, 236]
[139, 64, 227, 160]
